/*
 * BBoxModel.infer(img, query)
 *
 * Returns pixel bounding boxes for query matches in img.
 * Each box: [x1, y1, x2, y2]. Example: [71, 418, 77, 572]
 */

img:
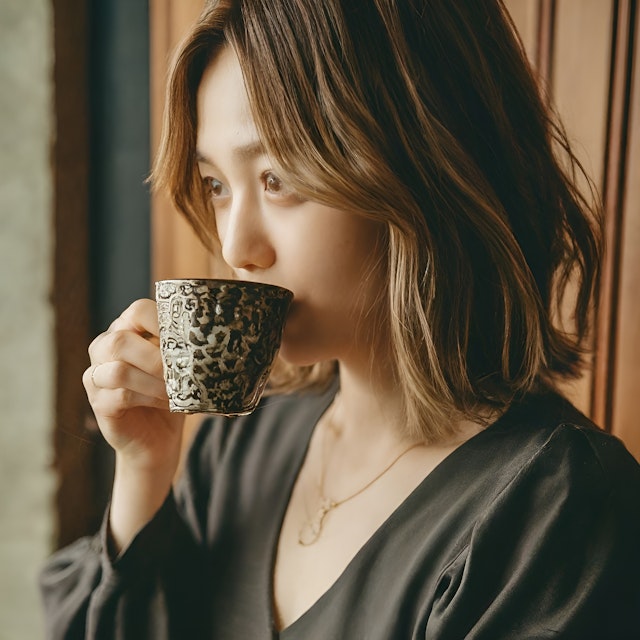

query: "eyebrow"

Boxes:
[195, 140, 266, 165]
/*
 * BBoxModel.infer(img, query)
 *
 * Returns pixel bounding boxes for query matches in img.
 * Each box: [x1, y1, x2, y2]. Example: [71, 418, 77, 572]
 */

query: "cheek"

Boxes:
[285, 224, 385, 314]
[273, 212, 387, 356]
[279, 262, 385, 358]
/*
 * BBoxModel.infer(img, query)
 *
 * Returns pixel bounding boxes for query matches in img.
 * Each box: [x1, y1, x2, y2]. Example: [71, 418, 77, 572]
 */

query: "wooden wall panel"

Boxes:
[592, 0, 634, 430]
[504, 0, 540, 61]
[552, 0, 614, 415]
[553, 0, 612, 189]
[612, 4, 640, 459]
[506, 0, 640, 459]
[52, 0, 98, 547]
[150, 0, 210, 282]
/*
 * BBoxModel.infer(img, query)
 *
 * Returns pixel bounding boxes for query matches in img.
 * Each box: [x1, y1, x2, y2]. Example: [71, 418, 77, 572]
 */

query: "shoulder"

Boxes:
[479, 388, 640, 528]
[430, 391, 640, 638]
[510, 388, 638, 480]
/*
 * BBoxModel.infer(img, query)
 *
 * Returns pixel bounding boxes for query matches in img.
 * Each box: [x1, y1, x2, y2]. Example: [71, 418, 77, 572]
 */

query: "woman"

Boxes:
[41, 1, 640, 638]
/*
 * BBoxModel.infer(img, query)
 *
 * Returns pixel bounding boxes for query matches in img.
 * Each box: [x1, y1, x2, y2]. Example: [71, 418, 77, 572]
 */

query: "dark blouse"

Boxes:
[40, 384, 640, 639]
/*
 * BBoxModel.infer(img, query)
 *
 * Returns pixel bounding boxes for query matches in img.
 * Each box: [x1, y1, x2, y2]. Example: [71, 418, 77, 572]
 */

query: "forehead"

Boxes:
[196, 46, 260, 155]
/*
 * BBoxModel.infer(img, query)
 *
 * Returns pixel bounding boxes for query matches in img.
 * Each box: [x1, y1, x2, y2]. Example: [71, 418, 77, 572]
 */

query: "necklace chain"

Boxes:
[298, 398, 421, 546]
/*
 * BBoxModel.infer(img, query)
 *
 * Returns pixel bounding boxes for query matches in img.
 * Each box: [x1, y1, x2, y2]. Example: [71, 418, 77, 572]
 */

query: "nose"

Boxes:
[218, 194, 276, 272]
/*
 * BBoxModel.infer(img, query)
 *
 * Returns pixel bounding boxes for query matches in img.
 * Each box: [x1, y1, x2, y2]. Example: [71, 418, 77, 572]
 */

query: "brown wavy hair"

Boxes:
[152, 0, 602, 440]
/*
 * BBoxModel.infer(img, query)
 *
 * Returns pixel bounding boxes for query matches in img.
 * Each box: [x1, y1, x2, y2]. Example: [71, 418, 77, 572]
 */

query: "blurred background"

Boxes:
[0, 0, 638, 637]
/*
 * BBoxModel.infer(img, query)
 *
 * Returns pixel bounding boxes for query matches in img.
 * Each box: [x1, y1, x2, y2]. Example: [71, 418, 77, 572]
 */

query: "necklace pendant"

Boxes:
[297, 520, 322, 546]
[298, 497, 336, 546]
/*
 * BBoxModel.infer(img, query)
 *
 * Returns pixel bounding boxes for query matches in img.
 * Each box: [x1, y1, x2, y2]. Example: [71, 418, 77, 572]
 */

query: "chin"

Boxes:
[276, 343, 316, 368]
[277, 306, 335, 366]
[276, 333, 334, 369]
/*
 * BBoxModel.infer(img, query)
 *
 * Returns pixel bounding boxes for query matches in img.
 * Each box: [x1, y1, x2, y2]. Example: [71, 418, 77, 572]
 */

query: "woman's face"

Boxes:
[196, 47, 386, 367]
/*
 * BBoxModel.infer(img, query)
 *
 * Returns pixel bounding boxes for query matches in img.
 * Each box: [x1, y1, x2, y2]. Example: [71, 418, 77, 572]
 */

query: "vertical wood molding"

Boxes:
[150, 0, 211, 282]
[593, 0, 636, 430]
[551, 0, 614, 414]
[504, 0, 540, 61]
[611, 0, 640, 458]
[52, 0, 103, 547]
[536, 0, 556, 90]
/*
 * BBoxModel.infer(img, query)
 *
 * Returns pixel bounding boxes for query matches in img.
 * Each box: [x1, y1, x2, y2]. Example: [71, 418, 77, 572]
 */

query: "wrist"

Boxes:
[109, 458, 176, 555]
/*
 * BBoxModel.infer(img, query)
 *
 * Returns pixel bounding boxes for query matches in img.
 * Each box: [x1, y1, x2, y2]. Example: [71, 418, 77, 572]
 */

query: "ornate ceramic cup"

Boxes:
[156, 279, 293, 415]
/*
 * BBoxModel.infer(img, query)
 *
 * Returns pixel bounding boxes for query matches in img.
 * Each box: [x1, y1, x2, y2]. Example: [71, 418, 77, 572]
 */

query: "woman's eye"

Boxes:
[264, 172, 284, 193]
[261, 171, 304, 204]
[204, 177, 228, 199]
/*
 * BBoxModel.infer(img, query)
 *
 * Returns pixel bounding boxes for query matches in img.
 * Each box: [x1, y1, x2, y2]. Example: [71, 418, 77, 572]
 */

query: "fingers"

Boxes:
[88, 360, 167, 400]
[107, 298, 160, 340]
[83, 365, 168, 418]
[89, 326, 163, 379]
[85, 299, 168, 416]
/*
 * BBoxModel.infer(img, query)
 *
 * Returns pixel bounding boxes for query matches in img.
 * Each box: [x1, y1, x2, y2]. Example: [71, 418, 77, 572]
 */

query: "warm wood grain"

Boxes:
[611, 3, 640, 459]
[150, 0, 211, 282]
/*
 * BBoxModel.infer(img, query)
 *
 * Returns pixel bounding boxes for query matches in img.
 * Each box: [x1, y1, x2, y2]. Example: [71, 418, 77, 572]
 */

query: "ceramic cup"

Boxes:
[156, 279, 293, 416]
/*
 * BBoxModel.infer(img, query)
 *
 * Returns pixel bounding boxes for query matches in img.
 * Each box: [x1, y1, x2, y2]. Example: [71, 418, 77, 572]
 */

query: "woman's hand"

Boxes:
[84, 298, 184, 471]
[84, 298, 186, 553]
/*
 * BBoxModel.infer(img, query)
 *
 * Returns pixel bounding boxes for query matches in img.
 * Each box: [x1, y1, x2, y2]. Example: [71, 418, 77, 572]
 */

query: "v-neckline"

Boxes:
[265, 385, 513, 638]
[266, 384, 337, 636]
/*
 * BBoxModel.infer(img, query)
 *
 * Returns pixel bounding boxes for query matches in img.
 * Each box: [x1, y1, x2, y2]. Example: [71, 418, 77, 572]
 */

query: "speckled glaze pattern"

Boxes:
[156, 279, 293, 416]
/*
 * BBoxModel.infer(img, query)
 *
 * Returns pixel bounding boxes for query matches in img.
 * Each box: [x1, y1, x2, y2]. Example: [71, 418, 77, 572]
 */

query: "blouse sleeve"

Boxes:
[425, 425, 640, 640]
[39, 421, 218, 640]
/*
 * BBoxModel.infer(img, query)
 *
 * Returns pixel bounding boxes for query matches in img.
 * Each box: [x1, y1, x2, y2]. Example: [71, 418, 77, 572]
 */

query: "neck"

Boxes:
[331, 358, 485, 452]
[332, 361, 412, 451]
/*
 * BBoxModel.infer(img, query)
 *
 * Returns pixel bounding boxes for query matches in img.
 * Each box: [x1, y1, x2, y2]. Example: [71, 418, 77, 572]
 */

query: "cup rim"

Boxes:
[155, 278, 293, 298]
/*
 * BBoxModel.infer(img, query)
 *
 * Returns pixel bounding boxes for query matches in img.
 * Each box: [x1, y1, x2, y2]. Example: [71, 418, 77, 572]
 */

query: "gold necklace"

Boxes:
[298, 400, 422, 546]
